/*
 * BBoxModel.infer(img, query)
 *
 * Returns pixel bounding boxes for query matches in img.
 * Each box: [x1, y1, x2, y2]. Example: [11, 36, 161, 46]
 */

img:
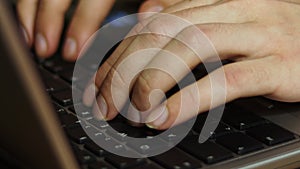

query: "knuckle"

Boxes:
[106, 65, 128, 90]
[178, 25, 199, 40]
[145, 17, 170, 35]
[132, 73, 154, 110]
[223, 64, 246, 91]
[129, 20, 148, 36]
[135, 73, 154, 97]
[145, 15, 185, 37]
[178, 25, 210, 46]
[223, 61, 272, 95]
[186, 85, 201, 108]
[135, 33, 164, 48]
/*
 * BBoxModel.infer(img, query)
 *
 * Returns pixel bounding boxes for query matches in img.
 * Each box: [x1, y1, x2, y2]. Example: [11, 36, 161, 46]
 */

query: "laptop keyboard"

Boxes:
[36, 56, 299, 169]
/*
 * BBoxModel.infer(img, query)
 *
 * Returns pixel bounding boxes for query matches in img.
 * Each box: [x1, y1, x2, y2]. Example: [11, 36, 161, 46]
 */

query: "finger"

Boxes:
[83, 35, 137, 107]
[34, 0, 72, 58]
[130, 22, 268, 121]
[138, 0, 166, 13]
[16, 0, 39, 46]
[63, 0, 115, 61]
[87, 12, 189, 113]
[96, 0, 221, 87]
[94, 15, 192, 121]
[146, 56, 281, 130]
[162, 0, 221, 13]
[95, 36, 170, 121]
[138, 0, 181, 20]
[83, 12, 165, 107]
[89, 0, 233, 119]
[138, 0, 219, 20]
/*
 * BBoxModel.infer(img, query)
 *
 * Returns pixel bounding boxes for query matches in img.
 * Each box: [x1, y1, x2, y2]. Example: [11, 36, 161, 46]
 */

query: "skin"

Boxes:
[82, 0, 300, 130]
[17, 0, 177, 61]
[17, 0, 300, 130]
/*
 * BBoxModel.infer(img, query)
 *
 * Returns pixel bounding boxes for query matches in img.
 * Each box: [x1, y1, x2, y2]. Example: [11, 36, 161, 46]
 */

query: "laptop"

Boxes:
[1, 0, 300, 168]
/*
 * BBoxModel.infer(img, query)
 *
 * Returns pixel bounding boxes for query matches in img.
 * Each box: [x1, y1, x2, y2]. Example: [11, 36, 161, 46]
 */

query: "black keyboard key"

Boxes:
[105, 155, 145, 169]
[52, 89, 73, 106]
[246, 123, 295, 146]
[43, 59, 74, 73]
[60, 65, 92, 83]
[52, 88, 82, 106]
[222, 108, 266, 130]
[179, 136, 233, 164]
[59, 114, 80, 126]
[131, 163, 162, 169]
[86, 118, 110, 130]
[159, 125, 192, 145]
[106, 129, 128, 142]
[159, 132, 181, 145]
[84, 141, 108, 157]
[69, 104, 92, 118]
[59, 70, 77, 83]
[39, 68, 69, 92]
[216, 132, 264, 155]
[88, 162, 114, 169]
[151, 148, 202, 169]
[44, 78, 69, 93]
[52, 103, 67, 115]
[85, 129, 107, 140]
[107, 121, 148, 140]
[74, 149, 96, 164]
[66, 126, 89, 144]
[192, 113, 208, 133]
[192, 113, 233, 138]
[127, 138, 167, 155]
[90, 136, 130, 156]
[211, 123, 233, 138]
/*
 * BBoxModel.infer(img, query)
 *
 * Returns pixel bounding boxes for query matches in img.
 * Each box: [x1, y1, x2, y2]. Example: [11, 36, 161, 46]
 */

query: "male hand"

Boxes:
[85, 0, 300, 130]
[16, 0, 179, 61]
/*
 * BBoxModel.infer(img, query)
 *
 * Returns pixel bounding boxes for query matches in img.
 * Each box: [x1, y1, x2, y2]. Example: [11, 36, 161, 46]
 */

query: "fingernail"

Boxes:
[93, 94, 107, 120]
[35, 33, 47, 56]
[63, 37, 77, 59]
[127, 103, 143, 127]
[146, 104, 168, 129]
[20, 26, 29, 44]
[83, 83, 99, 106]
[147, 5, 163, 13]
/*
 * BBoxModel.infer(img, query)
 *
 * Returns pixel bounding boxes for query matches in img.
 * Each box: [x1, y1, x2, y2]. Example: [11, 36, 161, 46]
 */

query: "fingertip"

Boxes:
[35, 33, 49, 58]
[139, 0, 164, 13]
[63, 37, 78, 61]
[83, 83, 98, 107]
[34, 0, 72, 58]
[92, 94, 108, 121]
[146, 104, 169, 129]
[138, 0, 164, 21]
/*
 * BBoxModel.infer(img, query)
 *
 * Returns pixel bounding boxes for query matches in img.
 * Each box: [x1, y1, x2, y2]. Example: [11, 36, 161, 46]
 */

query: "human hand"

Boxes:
[16, 0, 179, 61]
[84, 0, 300, 130]
[17, 0, 115, 61]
